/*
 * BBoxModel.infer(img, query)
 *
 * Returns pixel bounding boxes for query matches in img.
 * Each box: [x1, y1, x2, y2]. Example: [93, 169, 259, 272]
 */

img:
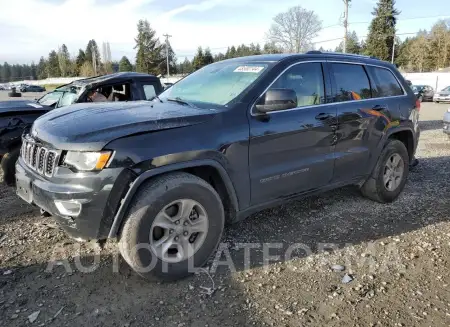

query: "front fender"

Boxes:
[107, 159, 239, 238]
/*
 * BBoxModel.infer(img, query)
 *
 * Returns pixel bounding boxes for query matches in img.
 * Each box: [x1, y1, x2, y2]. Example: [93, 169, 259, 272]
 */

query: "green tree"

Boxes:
[364, 0, 400, 61]
[37, 57, 47, 79]
[58, 44, 71, 77]
[74, 49, 86, 76]
[178, 57, 192, 74]
[192, 47, 205, 70]
[158, 42, 177, 75]
[119, 56, 133, 72]
[85, 40, 101, 74]
[429, 20, 450, 70]
[30, 62, 37, 80]
[203, 48, 214, 66]
[47, 50, 61, 77]
[335, 31, 361, 54]
[134, 19, 163, 74]
[263, 42, 283, 54]
[2, 62, 11, 82]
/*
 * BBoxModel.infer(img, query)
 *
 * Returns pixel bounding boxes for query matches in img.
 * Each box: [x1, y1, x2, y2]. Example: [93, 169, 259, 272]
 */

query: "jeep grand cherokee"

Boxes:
[16, 52, 420, 281]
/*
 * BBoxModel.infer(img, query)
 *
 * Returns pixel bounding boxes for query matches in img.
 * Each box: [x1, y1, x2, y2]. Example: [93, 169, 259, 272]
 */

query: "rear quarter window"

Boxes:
[367, 66, 404, 97]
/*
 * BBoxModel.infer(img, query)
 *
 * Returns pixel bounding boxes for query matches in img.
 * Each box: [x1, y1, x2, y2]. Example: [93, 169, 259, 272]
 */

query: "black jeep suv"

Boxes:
[15, 52, 420, 281]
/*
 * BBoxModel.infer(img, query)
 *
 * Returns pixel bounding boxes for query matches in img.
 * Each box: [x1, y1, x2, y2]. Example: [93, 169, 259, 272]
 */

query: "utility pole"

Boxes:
[343, 0, 350, 53]
[391, 37, 395, 64]
[91, 44, 97, 75]
[163, 34, 172, 78]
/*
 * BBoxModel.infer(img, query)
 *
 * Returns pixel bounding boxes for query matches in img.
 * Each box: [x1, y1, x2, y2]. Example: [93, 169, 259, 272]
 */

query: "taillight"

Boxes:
[415, 99, 421, 111]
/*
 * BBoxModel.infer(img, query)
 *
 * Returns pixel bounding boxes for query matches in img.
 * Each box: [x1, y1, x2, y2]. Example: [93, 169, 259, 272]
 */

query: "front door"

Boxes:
[249, 61, 337, 205]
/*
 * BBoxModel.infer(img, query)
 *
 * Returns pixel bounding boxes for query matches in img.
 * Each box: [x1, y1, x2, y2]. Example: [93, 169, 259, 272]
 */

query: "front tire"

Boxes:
[361, 139, 409, 203]
[1, 147, 20, 186]
[118, 172, 225, 281]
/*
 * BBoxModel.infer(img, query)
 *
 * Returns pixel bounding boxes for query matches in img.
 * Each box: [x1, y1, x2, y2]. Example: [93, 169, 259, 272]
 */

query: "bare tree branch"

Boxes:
[267, 6, 322, 53]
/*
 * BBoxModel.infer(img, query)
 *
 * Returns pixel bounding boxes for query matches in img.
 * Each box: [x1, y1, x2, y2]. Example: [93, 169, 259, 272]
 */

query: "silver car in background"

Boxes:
[434, 86, 450, 103]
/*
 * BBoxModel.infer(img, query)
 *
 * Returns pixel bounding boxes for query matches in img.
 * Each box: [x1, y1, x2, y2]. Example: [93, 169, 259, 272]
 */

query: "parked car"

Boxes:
[15, 52, 420, 281]
[20, 85, 46, 92]
[433, 86, 450, 103]
[0, 72, 163, 185]
[412, 85, 434, 102]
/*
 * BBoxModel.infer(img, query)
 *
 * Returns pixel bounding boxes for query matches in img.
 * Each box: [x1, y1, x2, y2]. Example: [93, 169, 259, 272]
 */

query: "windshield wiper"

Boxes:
[150, 94, 163, 103]
[167, 97, 192, 107]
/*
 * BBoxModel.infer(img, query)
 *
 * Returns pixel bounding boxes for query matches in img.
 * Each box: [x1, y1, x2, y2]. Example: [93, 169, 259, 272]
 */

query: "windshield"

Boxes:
[441, 86, 450, 92]
[37, 91, 64, 106]
[55, 86, 82, 108]
[159, 62, 270, 106]
[412, 85, 424, 92]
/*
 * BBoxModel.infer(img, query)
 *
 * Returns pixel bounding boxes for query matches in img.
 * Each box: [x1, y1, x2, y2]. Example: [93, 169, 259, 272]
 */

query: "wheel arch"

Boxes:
[108, 159, 239, 238]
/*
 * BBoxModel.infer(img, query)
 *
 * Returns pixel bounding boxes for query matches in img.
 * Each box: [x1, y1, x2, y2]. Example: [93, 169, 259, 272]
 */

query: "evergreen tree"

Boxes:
[119, 56, 133, 72]
[203, 48, 214, 66]
[364, 0, 400, 61]
[158, 42, 177, 75]
[2, 62, 11, 82]
[335, 31, 361, 54]
[134, 19, 163, 74]
[192, 47, 205, 70]
[37, 57, 47, 79]
[85, 40, 101, 74]
[58, 44, 71, 77]
[180, 57, 192, 74]
[47, 50, 61, 77]
[30, 62, 37, 80]
[263, 42, 283, 54]
[429, 20, 450, 70]
[74, 49, 86, 76]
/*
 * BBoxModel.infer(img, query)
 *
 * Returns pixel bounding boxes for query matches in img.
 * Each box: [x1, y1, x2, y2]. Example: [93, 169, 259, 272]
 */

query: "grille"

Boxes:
[21, 138, 59, 177]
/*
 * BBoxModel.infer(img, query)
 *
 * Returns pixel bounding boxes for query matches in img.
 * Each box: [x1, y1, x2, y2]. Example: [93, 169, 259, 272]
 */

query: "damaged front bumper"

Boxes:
[15, 157, 133, 241]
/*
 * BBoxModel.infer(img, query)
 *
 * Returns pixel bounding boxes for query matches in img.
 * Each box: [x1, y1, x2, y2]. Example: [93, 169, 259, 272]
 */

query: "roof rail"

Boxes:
[305, 50, 379, 60]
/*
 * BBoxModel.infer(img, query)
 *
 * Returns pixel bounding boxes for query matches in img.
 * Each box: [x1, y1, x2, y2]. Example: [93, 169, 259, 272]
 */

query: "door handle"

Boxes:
[372, 105, 387, 111]
[315, 113, 333, 120]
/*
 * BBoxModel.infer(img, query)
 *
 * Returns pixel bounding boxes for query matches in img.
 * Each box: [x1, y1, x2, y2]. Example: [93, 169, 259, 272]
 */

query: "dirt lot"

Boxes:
[0, 98, 450, 327]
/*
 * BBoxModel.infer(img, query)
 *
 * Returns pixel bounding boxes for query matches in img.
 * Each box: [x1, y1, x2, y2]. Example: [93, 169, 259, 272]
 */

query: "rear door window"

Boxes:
[331, 63, 371, 102]
[366, 66, 404, 97]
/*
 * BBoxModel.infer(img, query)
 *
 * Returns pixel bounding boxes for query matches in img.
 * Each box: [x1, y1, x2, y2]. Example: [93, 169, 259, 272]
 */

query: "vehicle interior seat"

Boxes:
[111, 85, 128, 101]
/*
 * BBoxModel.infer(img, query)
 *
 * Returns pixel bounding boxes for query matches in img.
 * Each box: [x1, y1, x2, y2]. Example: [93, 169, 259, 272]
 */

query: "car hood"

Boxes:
[0, 100, 50, 114]
[32, 100, 219, 151]
[437, 91, 450, 96]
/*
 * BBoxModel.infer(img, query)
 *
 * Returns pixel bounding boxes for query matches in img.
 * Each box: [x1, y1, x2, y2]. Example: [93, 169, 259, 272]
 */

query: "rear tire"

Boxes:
[361, 139, 409, 203]
[118, 172, 225, 281]
[1, 147, 20, 186]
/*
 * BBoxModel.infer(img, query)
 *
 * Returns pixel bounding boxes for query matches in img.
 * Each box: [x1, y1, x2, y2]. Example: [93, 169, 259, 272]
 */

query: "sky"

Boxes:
[0, 0, 449, 64]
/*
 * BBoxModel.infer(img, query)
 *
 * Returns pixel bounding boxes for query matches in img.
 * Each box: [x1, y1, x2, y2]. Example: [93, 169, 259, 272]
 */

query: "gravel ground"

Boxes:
[0, 101, 449, 327]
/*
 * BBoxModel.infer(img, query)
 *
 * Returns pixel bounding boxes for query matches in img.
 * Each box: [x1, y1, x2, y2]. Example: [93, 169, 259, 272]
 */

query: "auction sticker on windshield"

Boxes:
[234, 66, 265, 73]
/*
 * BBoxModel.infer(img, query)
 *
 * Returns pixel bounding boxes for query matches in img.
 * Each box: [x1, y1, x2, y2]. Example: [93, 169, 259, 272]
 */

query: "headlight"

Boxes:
[63, 151, 112, 171]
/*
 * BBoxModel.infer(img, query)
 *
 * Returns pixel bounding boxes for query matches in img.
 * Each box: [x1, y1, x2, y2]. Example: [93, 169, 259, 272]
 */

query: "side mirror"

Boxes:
[255, 88, 297, 113]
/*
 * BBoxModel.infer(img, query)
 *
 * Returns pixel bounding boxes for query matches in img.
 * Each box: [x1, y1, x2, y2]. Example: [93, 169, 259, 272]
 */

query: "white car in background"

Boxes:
[433, 86, 450, 103]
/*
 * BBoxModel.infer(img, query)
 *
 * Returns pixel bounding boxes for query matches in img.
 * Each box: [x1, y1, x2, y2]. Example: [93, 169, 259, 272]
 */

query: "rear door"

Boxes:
[330, 62, 406, 182]
[249, 61, 337, 204]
